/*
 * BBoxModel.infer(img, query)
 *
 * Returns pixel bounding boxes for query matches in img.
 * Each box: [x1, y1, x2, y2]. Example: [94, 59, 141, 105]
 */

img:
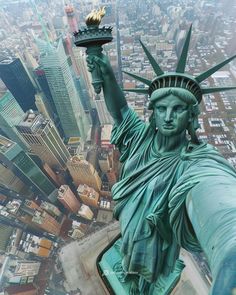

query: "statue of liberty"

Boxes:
[77, 9, 236, 295]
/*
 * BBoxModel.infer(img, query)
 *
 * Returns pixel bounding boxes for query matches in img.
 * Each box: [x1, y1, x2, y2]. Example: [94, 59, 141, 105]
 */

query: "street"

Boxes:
[59, 222, 120, 295]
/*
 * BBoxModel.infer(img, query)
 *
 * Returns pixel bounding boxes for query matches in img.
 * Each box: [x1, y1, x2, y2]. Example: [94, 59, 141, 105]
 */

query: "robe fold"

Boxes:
[110, 108, 236, 283]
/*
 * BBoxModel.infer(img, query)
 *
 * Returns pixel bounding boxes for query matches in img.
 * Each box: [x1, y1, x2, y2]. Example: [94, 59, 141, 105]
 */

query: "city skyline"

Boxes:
[0, 0, 235, 294]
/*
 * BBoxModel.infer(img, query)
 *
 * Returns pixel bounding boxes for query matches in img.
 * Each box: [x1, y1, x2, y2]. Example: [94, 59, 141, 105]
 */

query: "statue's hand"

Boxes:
[86, 54, 113, 78]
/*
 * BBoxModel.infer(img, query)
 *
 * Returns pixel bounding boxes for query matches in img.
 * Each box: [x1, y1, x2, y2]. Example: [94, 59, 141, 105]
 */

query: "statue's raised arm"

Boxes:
[74, 7, 127, 124]
[87, 54, 127, 123]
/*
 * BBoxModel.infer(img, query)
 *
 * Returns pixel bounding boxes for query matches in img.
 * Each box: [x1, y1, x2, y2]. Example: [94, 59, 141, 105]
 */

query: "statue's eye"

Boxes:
[156, 106, 166, 113]
[174, 105, 187, 113]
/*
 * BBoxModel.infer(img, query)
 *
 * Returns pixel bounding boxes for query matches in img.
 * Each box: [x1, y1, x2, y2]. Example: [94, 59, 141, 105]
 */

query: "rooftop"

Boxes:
[0, 136, 14, 154]
[0, 57, 15, 65]
[18, 110, 49, 132]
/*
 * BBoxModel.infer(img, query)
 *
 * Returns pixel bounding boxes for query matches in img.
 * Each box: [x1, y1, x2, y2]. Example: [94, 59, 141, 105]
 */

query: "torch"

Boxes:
[74, 7, 113, 94]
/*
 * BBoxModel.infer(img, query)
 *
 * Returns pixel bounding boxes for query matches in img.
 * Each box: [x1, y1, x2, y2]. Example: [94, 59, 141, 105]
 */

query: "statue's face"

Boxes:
[153, 94, 190, 136]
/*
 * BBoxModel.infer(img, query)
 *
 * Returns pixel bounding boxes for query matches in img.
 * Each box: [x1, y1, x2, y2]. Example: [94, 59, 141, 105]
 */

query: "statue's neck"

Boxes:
[155, 131, 188, 154]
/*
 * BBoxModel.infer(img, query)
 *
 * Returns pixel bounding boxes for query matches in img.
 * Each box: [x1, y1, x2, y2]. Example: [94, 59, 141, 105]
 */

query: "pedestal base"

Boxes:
[98, 238, 185, 295]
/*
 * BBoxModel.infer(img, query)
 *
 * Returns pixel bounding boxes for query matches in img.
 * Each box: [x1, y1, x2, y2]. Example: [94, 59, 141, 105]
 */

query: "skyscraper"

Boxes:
[0, 57, 36, 112]
[38, 39, 90, 140]
[67, 155, 102, 192]
[0, 135, 56, 200]
[16, 111, 70, 171]
[65, 4, 78, 33]
[0, 89, 29, 150]
[0, 164, 33, 198]
[34, 67, 64, 136]
[73, 47, 94, 99]
[58, 185, 80, 213]
[34, 67, 58, 119]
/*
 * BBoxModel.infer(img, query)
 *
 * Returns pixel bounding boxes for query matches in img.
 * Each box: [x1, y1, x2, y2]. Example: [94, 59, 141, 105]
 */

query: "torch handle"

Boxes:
[86, 46, 104, 94]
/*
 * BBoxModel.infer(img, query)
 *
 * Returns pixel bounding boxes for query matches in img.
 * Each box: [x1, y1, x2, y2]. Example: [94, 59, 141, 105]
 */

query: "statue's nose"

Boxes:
[164, 109, 173, 122]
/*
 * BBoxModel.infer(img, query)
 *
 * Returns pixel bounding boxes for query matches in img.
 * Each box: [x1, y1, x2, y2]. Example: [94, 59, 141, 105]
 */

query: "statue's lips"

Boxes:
[162, 124, 174, 129]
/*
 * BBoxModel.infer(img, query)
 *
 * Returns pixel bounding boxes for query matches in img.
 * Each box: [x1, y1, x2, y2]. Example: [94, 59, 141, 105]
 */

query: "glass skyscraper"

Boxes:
[0, 90, 29, 150]
[0, 135, 56, 200]
[38, 39, 90, 140]
[16, 111, 70, 171]
[0, 57, 36, 112]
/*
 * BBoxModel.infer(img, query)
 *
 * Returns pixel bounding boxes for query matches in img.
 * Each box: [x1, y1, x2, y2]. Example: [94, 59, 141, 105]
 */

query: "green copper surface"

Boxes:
[201, 86, 236, 94]
[82, 22, 236, 294]
[195, 54, 236, 83]
[176, 24, 192, 73]
[139, 39, 164, 76]
[123, 71, 152, 86]
[99, 239, 185, 295]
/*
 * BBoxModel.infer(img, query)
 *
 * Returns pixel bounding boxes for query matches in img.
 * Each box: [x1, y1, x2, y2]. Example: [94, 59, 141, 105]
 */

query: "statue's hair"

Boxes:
[148, 87, 198, 110]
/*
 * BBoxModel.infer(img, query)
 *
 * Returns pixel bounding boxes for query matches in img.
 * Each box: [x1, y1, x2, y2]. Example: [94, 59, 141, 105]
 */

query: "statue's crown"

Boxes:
[123, 25, 236, 103]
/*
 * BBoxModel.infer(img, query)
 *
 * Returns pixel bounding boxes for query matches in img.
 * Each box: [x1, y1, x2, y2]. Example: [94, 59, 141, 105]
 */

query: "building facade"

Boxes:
[0, 90, 29, 150]
[0, 135, 56, 200]
[77, 184, 99, 208]
[58, 185, 80, 213]
[16, 111, 70, 171]
[38, 39, 89, 140]
[67, 155, 102, 192]
[0, 57, 36, 112]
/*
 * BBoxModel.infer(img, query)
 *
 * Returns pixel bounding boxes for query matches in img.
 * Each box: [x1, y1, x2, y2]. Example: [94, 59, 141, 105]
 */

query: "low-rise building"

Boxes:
[77, 184, 99, 208]
[77, 204, 93, 220]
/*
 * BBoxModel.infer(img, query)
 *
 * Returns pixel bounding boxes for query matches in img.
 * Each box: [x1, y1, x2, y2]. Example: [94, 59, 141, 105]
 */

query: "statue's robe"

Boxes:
[111, 108, 236, 283]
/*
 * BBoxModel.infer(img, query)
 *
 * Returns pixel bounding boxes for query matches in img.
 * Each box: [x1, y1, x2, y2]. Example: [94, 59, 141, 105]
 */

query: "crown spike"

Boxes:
[176, 24, 192, 73]
[122, 88, 149, 94]
[139, 40, 164, 76]
[123, 71, 152, 86]
[202, 86, 236, 94]
[196, 55, 236, 83]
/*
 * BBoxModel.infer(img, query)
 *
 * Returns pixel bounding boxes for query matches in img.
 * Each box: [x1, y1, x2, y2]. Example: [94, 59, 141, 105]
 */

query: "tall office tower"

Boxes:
[34, 68, 64, 137]
[73, 47, 94, 99]
[0, 57, 36, 112]
[34, 68, 58, 119]
[0, 164, 33, 197]
[0, 135, 56, 200]
[64, 35, 80, 77]
[35, 92, 54, 121]
[65, 4, 78, 33]
[75, 77, 92, 114]
[0, 89, 29, 150]
[58, 185, 80, 213]
[16, 111, 70, 171]
[38, 39, 90, 140]
[67, 155, 102, 192]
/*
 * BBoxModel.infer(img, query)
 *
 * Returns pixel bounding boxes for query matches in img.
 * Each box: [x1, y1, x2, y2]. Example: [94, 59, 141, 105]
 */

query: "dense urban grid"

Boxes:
[0, 0, 235, 294]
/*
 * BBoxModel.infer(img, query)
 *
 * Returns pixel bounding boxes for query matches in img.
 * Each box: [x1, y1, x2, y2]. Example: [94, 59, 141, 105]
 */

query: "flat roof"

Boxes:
[0, 136, 14, 153]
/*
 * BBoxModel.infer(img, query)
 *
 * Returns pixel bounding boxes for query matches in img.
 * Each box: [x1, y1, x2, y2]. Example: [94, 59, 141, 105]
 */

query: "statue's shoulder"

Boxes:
[183, 141, 236, 173]
[182, 141, 222, 160]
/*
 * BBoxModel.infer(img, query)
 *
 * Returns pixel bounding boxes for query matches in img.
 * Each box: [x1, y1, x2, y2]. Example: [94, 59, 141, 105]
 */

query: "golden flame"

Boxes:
[85, 7, 106, 26]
